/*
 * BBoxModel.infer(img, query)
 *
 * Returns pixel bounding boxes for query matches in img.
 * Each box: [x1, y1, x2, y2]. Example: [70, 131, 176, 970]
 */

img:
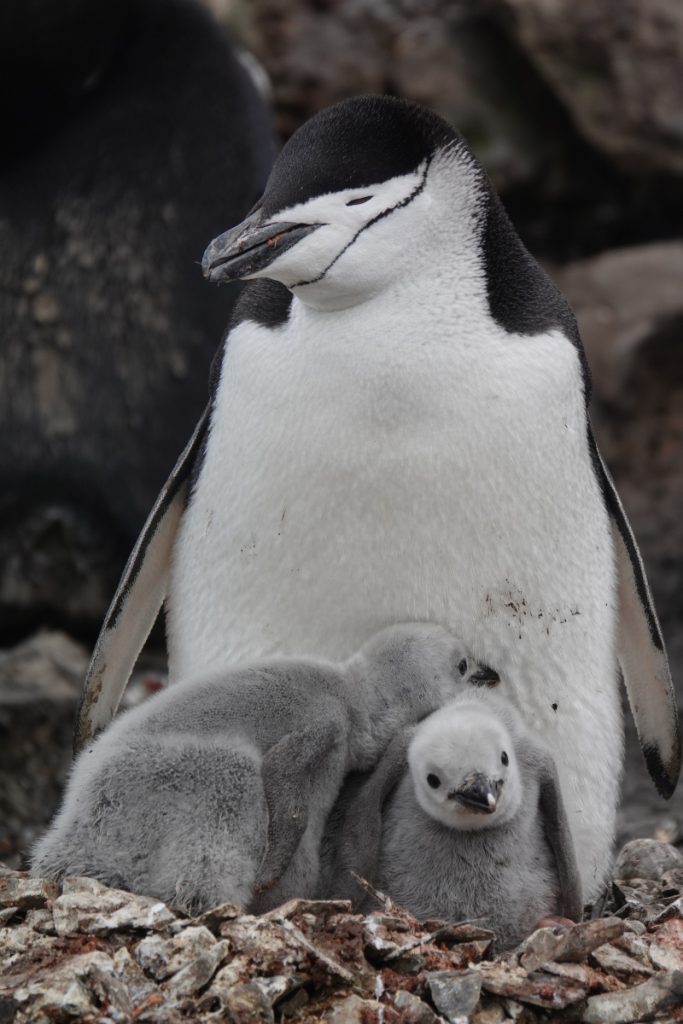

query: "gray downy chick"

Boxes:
[32, 622, 473, 915]
[325, 689, 582, 950]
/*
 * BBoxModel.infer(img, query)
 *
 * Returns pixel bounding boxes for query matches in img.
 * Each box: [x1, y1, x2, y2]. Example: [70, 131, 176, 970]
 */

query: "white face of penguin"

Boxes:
[202, 96, 483, 311]
[244, 163, 430, 304]
[408, 702, 523, 832]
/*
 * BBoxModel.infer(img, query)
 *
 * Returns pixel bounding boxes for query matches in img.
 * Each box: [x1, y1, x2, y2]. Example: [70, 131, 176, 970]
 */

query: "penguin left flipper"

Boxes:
[589, 427, 681, 798]
[73, 407, 210, 754]
[256, 720, 344, 887]
[519, 739, 583, 922]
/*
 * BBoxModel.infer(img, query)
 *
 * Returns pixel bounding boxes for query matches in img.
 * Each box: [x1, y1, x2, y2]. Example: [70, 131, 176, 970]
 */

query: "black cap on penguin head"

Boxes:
[260, 95, 461, 218]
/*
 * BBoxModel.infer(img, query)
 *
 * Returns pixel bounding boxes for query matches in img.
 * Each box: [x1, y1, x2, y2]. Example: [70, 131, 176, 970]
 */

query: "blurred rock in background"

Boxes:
[1, 0, 682, 861]
[0, 0, 274, 641]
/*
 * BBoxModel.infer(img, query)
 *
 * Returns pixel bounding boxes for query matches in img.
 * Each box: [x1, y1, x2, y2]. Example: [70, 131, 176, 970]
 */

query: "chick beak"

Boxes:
[449, 773, 501, 813]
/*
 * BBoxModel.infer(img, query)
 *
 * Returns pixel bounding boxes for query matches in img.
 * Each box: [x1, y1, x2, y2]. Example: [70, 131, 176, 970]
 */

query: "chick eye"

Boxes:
[501, 751, 509, 766]
[458, 658, 468, 676]
[427, 773, 441, 789]
[346, 195, 372, 206]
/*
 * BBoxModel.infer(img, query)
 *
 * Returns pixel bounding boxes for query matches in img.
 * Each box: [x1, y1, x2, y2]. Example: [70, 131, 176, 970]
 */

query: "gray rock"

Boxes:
[393, 989, 440, 1023]
[582, 969, 683, 1023]
[134, 926, 218, 980]
[53, 876, 176, 935]
[426, 969, 483, 1022]
[0, 873, 58, 910]
[589, 942, 653, 977]
[163, 940, 230, 998]
[614, 838, 683, 881]
[495, 0, 683, 174]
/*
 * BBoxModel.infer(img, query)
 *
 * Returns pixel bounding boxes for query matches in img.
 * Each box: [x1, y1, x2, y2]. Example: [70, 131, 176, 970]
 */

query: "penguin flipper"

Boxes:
[535, 749, 583, 921]
[73, 407, 210, 754]
[257, 721, 342, 887]
[590, 428, 681, 798]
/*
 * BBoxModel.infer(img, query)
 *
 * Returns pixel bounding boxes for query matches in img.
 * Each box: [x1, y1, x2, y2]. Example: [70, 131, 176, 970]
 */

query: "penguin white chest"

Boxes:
[169, 300, 614, 687]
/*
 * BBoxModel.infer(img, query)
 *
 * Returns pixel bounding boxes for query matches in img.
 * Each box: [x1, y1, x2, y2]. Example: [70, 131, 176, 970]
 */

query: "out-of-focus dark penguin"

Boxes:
[75, 96, 679, 899]
[0, 0, 273, 636]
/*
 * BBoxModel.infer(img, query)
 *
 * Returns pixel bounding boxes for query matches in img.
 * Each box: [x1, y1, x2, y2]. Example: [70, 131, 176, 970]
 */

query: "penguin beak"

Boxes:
[449, 773, 501, 813]
[202, 210, 324, 283]
[469, 665, 500, 687]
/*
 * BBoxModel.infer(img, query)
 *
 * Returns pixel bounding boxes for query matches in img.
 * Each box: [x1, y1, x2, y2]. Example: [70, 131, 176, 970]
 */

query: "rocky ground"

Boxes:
[2, 840, 683, 1023]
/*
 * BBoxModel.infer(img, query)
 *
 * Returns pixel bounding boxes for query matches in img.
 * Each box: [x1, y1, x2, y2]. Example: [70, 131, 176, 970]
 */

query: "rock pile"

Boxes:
[3, 841, 683, 1023]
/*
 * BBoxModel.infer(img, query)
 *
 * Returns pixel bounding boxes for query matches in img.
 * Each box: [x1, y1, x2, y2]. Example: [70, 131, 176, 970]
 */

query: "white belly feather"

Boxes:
[168, 293, 621, 896]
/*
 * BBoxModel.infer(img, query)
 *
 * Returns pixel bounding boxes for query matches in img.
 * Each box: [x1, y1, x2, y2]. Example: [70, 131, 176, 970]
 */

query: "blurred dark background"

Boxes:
[1, 0, 681, 865]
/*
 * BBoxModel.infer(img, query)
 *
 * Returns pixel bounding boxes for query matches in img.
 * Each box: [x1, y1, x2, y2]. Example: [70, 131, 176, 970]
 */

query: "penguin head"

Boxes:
[354, 622, 500, 718]
[203, 96, 483, 310]
[408, 698, 522, 832]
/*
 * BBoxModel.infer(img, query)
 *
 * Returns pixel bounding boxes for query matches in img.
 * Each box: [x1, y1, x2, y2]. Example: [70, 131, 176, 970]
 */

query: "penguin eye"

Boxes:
[501, 751, 509, 766]
[427, 773, 441, 789]
[458, 658, 468, 676]
[346, 196, 373, 206]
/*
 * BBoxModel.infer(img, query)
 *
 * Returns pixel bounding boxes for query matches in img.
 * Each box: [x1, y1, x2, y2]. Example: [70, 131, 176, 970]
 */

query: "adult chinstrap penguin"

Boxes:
[75, 96, 679, 900]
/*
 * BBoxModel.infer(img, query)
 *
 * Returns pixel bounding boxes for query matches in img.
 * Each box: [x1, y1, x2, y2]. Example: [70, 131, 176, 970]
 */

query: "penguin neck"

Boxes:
[340, 659, 416, 770]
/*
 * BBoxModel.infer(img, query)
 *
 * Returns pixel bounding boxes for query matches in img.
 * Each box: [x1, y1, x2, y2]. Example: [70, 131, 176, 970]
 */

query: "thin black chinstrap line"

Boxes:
[290, 158, 432, 289]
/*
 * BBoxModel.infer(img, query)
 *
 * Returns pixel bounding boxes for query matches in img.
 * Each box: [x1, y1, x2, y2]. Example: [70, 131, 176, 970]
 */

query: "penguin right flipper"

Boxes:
[257, 721, 343, 887]
[589, 429, 681, 798]
[73, 407, 210, 754]
[328, 728, 413, 906]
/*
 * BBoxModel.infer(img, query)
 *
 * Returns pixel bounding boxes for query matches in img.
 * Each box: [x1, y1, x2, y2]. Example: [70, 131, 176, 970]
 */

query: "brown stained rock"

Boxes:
[589, 942, 653, 977]
[614, 839, 683, 882]
[219, 912, 359, 988]
[219, 981, 278, 1023]
[648, 916, 683, 972]
[478, 962, 587, 1010]
[516, 926, 567, 971]
[112, 946, 159, 1006]
[23, 909, 55, 935]
[194, 901, 241, 932]
[0, 875, 58, 910]
[325, 994, 383, 1024]
[542, 959, 615, 992]
[553, 918, 627, 962]
[11, 950, 132, 1022]
[163, 939, 230, 998]
[582, 969, 683, 1023]
[266, 898, 353, 921]
[363, 912, 493, 971]
[471, 997, 507, 1024]
[134, 925, 218, 981]
[53, 876, 176, 935]
[426, 969, 483, 1022]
